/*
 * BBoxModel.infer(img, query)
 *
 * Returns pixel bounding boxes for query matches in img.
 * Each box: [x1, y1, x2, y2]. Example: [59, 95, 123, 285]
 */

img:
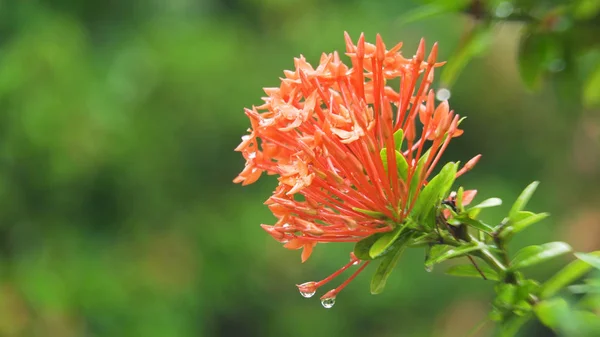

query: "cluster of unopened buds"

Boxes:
[235, 32, 480, 307]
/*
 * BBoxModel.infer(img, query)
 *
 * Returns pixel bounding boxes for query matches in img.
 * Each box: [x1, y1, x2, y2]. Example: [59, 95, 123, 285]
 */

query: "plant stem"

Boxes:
[437, 220, 538, 305]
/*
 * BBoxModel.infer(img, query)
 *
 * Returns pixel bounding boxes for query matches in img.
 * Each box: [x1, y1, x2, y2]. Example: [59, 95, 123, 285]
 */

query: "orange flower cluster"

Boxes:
[235, 33, 479, 302]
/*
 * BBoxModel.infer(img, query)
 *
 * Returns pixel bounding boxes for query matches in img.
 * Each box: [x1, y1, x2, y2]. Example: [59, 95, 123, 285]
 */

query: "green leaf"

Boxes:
[511, 242, 572, 270]
[518, 32, 552, 90]
[425, 242, 482, 267]
[453, 214, 494, 233]
[508, 212, 549, 235]
[570, 310, 600, 333]
[567, 284, 595, 294]
[494, 283, 518, 309]
[380, 149, 409, 181]
[408, 149, 430, 203]
[467, 207, 481, 219]
[354, 233, 385, 260]
[469, 197, 502, 210]
[515, 279, 540, 311]
[426, 244, 452, 260]
[512, 211, 535, 222]
[369, 226, 405, 259]
[583, 63, 600, 107]
[395, 151, 409, 181]
[497, 313, 532, 337]
[534, 298, 569, 330]
[500, 211, 550, 239]
[446, 263, 499, 281]
[551, 43, 581, 108]
[352, 207, 387, 220]
[411, 161, 458, 224]
[489, 307, 503, 322]
[456, 186, 465, 211]
[370, 234, 411, 294]
[540, 251, 600, 299]
[574, 252, 600, 270]
[408, 233, 438, 247]
[393, 129, 404, 151]
[422, 206, 439, 230]
[574, 0, 600, 20]
[498, 211, 533, 239]
[398, 0, 470, 25]
[509, 181, 540, 220]
[441, 25, 492, 87]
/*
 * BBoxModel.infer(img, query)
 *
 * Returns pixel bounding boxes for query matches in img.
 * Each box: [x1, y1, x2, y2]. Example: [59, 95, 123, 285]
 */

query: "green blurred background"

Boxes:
[0, 0, 598, 336]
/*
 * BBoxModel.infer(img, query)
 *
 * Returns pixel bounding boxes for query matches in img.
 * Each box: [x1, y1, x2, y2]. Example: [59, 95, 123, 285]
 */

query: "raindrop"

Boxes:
[248, 152, 257, 160]
[495, 2, 513, 19]
[321, 297, 336, 309]
[548, 59, 566, 73]
[297, 281, 317, 298]
[436, 88, 451, 101]
[299, 289, 316, 298]
[282, 223, 291, 229]
[352, 260, 360, 266]
[425, 264, 433, 272]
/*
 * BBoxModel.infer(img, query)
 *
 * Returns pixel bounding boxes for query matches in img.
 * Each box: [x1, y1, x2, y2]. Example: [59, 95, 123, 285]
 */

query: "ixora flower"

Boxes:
[235, 32, 480, 307]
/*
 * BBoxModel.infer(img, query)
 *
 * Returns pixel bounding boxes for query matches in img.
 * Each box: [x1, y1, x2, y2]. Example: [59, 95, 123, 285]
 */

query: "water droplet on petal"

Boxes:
[548, 59, 565, 73]
[300, 290, 316, 298]
[282, 223, 291, 229]
[321, 297, 336, 309]
[436, 88, 451, 101]
[297, 282, 317, 298]
[425, 264, 433, 272]
[352, 260, 360, 266]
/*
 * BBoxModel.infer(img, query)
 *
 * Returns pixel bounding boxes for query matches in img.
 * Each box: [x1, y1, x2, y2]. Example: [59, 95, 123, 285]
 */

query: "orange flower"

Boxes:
[235, 33, 479, 305]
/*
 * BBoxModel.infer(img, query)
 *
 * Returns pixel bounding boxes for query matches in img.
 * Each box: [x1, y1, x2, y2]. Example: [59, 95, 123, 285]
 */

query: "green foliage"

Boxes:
[411, 161, 458, 225]
[399, 0, 471, 25]
[518, 31, 555, 90]
[441, 25, 493, 87]
[504, 212, 550, 237]
[370, 233, 413, 294]
[402, 0, 600, 107]
[352, 207, 388, 219]
[393, 129, 404, 151]
[468, 197, 502, 210]
[583, 63, 600, 106]
[445, 263, 500, 281]
[354, 233, 386, 260]
[508, 181, 540, 219]
[510, 242, 572, 270]
[380, 148, 409, 181]
[425, 242, 482, 267]
[540, 251, 600, 299]
[534, 297, 570, 329]
[428, 182, 600, 336]
[575, 252, 600, 270]
[359, 175, 599, 335]
[449, 214, 495, 233]
[369, 226, 406, 259]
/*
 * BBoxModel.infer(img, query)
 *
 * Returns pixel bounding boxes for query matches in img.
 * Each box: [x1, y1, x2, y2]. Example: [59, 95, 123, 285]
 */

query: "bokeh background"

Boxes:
[0, 0, 598, 336]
